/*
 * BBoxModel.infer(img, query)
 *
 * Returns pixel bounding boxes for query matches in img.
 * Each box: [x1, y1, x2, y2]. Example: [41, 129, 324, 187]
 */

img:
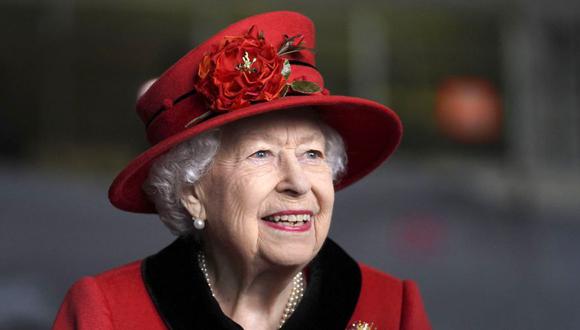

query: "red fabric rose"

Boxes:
[194, 26, 288, 111]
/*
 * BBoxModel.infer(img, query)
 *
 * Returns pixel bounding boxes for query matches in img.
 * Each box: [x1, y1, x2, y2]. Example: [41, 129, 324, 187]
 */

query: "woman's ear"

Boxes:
[181, 185, 207, 220]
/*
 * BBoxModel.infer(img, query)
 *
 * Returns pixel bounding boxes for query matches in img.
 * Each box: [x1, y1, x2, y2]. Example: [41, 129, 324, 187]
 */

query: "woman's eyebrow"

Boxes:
[298, 133, 325, 145]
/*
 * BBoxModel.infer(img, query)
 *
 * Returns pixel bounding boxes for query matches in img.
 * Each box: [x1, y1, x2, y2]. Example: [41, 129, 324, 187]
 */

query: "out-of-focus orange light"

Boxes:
[435, 77, 502, 144]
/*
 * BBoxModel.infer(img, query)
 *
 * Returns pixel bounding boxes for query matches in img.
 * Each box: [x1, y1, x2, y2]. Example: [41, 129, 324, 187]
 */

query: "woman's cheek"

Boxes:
[240, 162, 279, 182]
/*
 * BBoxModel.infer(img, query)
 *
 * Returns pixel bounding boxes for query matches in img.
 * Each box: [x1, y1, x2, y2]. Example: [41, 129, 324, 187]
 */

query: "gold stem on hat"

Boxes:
[184, 110, 212, 128]
[236, 51, 257, 73]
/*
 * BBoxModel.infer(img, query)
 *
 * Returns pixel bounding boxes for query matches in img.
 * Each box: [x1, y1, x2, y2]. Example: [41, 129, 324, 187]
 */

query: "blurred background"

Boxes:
[1, 0, 579, 329]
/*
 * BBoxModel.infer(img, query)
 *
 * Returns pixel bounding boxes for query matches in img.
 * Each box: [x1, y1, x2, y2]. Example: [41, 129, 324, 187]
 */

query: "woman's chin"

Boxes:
[257, 219, 320, 267]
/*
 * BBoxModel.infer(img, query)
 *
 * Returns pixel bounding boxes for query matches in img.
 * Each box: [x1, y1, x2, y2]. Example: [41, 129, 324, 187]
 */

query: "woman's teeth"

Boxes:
[263, 214, 311, 225]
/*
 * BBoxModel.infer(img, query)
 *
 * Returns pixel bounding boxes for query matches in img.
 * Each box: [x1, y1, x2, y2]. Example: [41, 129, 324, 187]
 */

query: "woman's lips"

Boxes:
[262, 210, 313, 218]
[260, 210, 313, 232]
[262, 219, 312, 232]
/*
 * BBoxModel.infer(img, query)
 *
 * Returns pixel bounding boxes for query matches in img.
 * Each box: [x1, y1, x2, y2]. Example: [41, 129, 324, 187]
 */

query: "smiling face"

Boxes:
[190, 110, 335, 268]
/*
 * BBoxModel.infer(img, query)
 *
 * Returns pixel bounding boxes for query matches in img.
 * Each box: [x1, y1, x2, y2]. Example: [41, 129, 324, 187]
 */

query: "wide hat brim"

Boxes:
[109, 94, 402, 213]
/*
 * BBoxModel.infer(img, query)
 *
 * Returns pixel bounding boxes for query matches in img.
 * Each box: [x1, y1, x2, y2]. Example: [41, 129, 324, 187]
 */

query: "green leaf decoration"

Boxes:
[278, 34, 301, 55]
[184, 110, 212, 128]
[280, 84, 290, 97]
[277, 34, 314, 56]
[281, 59, 291, 79]
[290, 80, 322, 94]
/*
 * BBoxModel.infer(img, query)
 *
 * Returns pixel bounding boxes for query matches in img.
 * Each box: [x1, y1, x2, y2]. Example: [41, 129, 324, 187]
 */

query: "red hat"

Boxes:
[109, 11, 402, 213]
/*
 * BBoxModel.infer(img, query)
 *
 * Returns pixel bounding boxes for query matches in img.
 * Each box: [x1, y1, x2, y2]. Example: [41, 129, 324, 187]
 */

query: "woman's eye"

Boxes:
[306, 150, 323, 159]
[250, 150, 271, 159]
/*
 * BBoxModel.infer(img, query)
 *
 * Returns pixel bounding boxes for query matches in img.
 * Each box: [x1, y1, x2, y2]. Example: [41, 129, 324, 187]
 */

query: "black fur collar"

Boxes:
[141, 236, 361, 329]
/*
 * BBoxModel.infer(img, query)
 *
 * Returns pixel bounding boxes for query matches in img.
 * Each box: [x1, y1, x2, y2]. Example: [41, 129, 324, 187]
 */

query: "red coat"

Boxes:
[53, 238, 431, 330]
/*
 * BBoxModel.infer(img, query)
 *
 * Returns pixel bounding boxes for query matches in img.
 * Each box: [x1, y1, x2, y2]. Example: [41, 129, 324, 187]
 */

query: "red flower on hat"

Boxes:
[194, 26, 290, 111]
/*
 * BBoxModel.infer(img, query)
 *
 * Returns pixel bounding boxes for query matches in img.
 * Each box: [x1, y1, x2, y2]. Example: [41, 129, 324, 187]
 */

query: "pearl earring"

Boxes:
[192, 217, 206, 230]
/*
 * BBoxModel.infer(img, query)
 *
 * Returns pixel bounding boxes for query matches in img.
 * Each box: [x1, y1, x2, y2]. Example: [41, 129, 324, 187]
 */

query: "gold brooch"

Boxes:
[348, 321, 378, 330]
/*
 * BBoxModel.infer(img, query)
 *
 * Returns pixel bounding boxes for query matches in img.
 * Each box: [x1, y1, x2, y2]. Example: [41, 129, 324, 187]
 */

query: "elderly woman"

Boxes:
[53, 11, 430, 330]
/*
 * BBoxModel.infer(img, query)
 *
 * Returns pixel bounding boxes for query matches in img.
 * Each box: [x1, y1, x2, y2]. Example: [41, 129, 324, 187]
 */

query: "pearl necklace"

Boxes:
[197, 252, 305, 329]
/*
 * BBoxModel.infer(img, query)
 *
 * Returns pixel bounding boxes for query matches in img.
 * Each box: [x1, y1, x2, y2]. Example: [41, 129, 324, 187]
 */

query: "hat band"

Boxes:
[145, 90, 197, 128]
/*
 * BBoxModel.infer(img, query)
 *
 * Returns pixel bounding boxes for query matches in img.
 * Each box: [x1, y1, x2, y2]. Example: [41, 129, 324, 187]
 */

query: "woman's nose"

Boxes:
[275, 152, 311, 196]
